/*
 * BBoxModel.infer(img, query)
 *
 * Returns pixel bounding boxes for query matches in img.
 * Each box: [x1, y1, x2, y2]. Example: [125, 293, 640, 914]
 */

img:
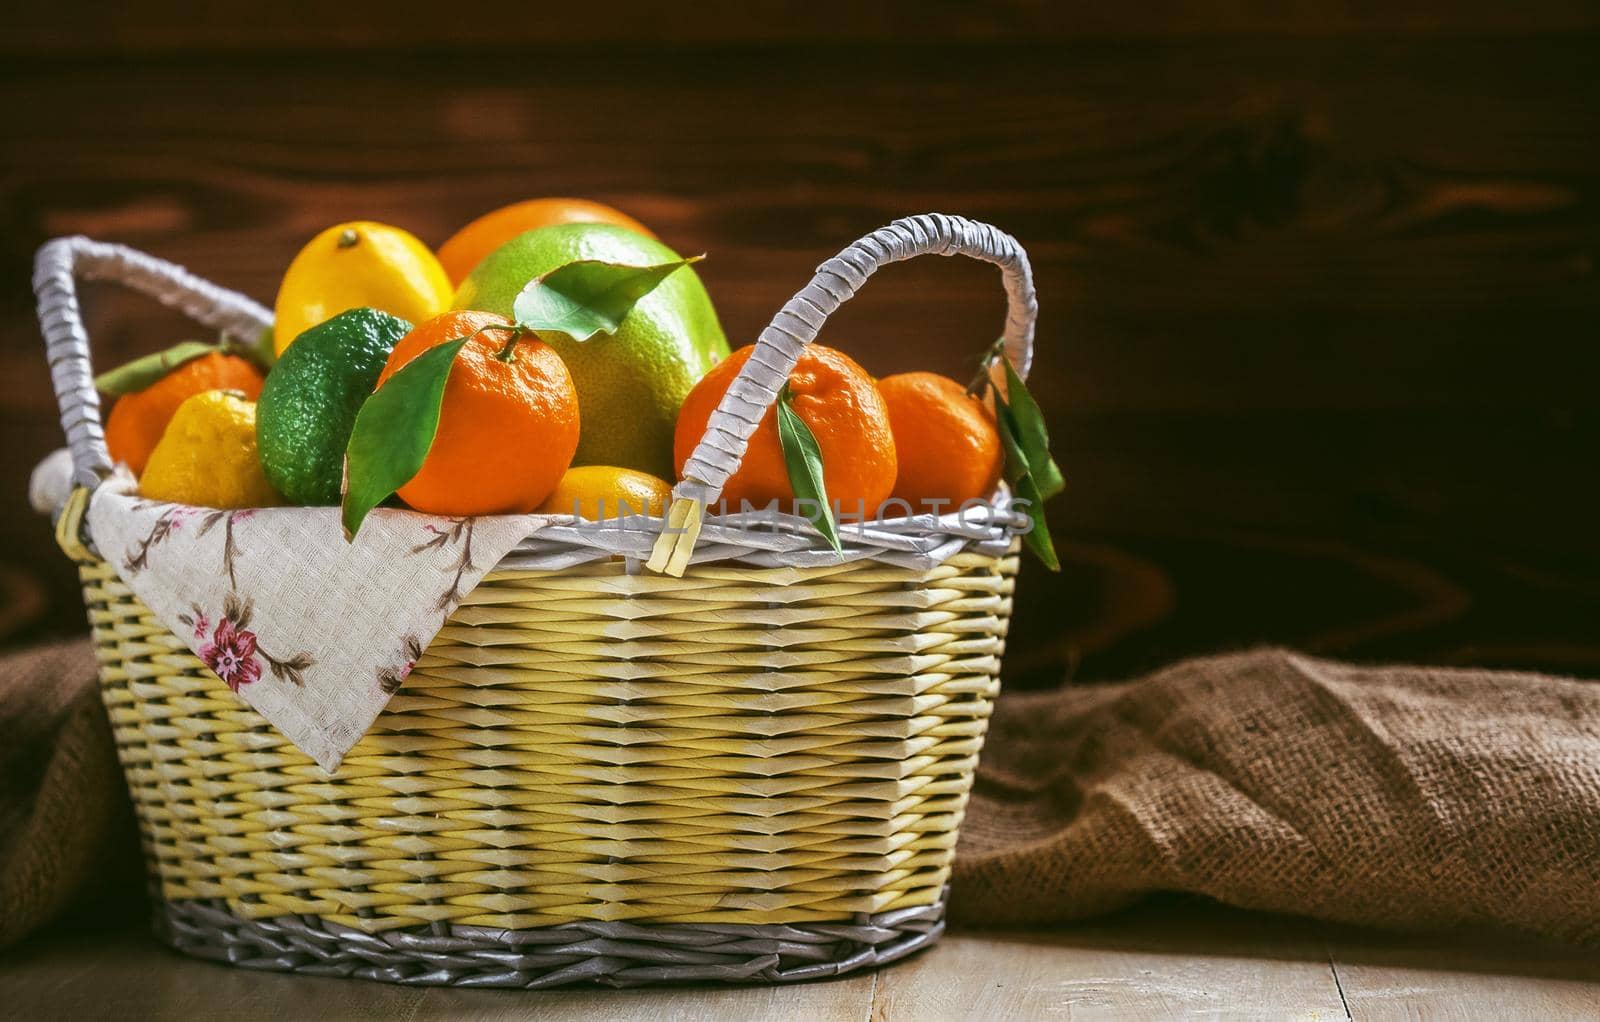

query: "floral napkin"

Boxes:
[85, 477, 546, 771]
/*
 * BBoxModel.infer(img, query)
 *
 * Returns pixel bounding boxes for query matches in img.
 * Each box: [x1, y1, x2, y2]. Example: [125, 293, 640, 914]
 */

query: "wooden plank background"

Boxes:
[2, 6, 1596, 685]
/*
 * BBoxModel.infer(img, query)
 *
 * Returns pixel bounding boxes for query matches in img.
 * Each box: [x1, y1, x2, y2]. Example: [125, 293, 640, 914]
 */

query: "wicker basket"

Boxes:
[34, 214, 1038, 988]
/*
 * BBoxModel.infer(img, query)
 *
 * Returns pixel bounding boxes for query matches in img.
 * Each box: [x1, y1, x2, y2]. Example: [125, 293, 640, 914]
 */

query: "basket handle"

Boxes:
[647, 213, 1037, 576]
[34, 236, 274, 491]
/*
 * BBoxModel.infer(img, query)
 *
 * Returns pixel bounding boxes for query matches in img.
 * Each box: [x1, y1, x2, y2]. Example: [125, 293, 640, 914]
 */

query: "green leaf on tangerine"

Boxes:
[511, 255, 704, 342]
[996, 396, 1061, 572]
[1000, 354, 1064, 500]
[340, 335, 472, 540]
[237, 326, 278, 372]
[95, 340, 218, 395]
[776, 383, 842, 554]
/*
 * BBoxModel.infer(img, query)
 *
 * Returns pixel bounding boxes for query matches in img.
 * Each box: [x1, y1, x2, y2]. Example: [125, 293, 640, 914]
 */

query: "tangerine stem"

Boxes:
[492, 325, 527, 362]
[966, 337, 1006, 398]
[440, 323, 525, 362]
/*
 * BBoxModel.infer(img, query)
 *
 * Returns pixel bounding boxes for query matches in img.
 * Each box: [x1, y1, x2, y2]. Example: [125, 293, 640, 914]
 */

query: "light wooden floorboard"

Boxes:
[3, 901, 1597, 1021]
[0, 924, 423, 1021]
[876, 906, 1349, 1021]
[1326, 926, 1600, 1022]
[406, 970, 876, 1022]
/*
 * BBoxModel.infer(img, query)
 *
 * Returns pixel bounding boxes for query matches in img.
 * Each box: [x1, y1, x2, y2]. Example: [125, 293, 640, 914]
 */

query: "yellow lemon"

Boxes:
[273, 221, 451, 355]
[537, 466, 672, 520]
[140, 390, 284, 509]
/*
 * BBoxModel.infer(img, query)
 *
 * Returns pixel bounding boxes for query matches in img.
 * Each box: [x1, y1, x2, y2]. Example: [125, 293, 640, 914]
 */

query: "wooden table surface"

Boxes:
[4, 900, 1597, 1020]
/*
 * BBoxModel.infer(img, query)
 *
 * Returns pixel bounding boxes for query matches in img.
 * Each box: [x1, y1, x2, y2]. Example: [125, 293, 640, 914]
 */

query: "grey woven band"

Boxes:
[33, 236, 273, 490]
[675, 213, 1038, 508]
[156, 894, 946, 989]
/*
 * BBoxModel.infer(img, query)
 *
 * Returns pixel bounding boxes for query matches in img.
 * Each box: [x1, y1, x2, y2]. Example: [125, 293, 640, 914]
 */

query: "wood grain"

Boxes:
[872, 918, 1346, 1019]
[1327, 925, 1600, 1021]
[2, 32, 1596, 682]
[4, 901, 1598, 1020]
[407, 973, 875, 1022]
[0, 923, 423, 1022]
[10, 2, 1600, 56]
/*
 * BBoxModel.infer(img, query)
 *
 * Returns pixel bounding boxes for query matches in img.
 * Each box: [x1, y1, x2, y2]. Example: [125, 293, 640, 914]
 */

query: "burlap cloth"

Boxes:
[0, 639, 141, 948]
[3, 641, 1597, 950]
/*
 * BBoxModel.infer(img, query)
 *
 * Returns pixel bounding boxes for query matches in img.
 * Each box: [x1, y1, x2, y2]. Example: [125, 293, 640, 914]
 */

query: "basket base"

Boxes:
[153, 894, 947, 988]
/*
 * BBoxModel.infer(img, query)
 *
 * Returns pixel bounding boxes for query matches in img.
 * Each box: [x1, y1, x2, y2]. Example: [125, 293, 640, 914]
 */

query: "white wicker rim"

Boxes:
[34, 214, 1038, 573]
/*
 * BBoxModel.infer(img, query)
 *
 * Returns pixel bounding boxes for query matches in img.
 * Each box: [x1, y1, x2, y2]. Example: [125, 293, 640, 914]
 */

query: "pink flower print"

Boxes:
[191, 611, 211, 641]
[378, 636, 424, 695]
[200, 618, 262, 692]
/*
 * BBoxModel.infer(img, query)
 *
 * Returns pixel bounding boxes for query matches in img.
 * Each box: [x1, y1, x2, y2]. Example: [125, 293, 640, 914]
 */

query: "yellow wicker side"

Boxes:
[80, 549, 1015, 934]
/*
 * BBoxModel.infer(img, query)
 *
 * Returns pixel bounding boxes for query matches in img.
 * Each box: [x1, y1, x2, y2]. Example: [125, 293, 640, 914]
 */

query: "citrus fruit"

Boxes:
[256, 308, 412, 505]
[538, 466, 672, 520]
[140, 391, 283, 509]
[878, 371, 1003, 511]
[379, 310, 579, 516]
[104, 351, 264, 477]
[437, 198, 656, 285]
[452, 223, 728, 480]
[674, 344, 897, 515]
[273, 221, 451, 356]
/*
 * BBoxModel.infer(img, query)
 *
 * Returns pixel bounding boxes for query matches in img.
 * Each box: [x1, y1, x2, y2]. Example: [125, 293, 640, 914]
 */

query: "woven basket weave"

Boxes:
[35, 214, 1038, 988]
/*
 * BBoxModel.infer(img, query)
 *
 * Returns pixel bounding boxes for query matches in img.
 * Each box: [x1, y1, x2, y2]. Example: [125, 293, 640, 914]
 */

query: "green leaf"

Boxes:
[95, 340, 217, 395]
[340, 335, 472, 540]
[1001, 355, 1064, 500]
[233, 326, 278, 372]
[511, 255, 703, 342]
[996, 398, 1061, 572]
[776, 384, 842, 554]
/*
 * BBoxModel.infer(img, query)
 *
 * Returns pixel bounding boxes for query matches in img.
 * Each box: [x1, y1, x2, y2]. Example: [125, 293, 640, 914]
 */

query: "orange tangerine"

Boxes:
[378, 311, 580, 515]
[104, 351, 264, 476]
[674, 344, 897, 515]
[879, 371, 1003, 510]
[437, 198, 656, 285]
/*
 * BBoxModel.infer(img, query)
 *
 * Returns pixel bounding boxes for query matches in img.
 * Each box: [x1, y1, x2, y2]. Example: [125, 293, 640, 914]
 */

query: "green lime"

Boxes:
[452, 223, 729, 479]
[256, 307, 411, 505]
